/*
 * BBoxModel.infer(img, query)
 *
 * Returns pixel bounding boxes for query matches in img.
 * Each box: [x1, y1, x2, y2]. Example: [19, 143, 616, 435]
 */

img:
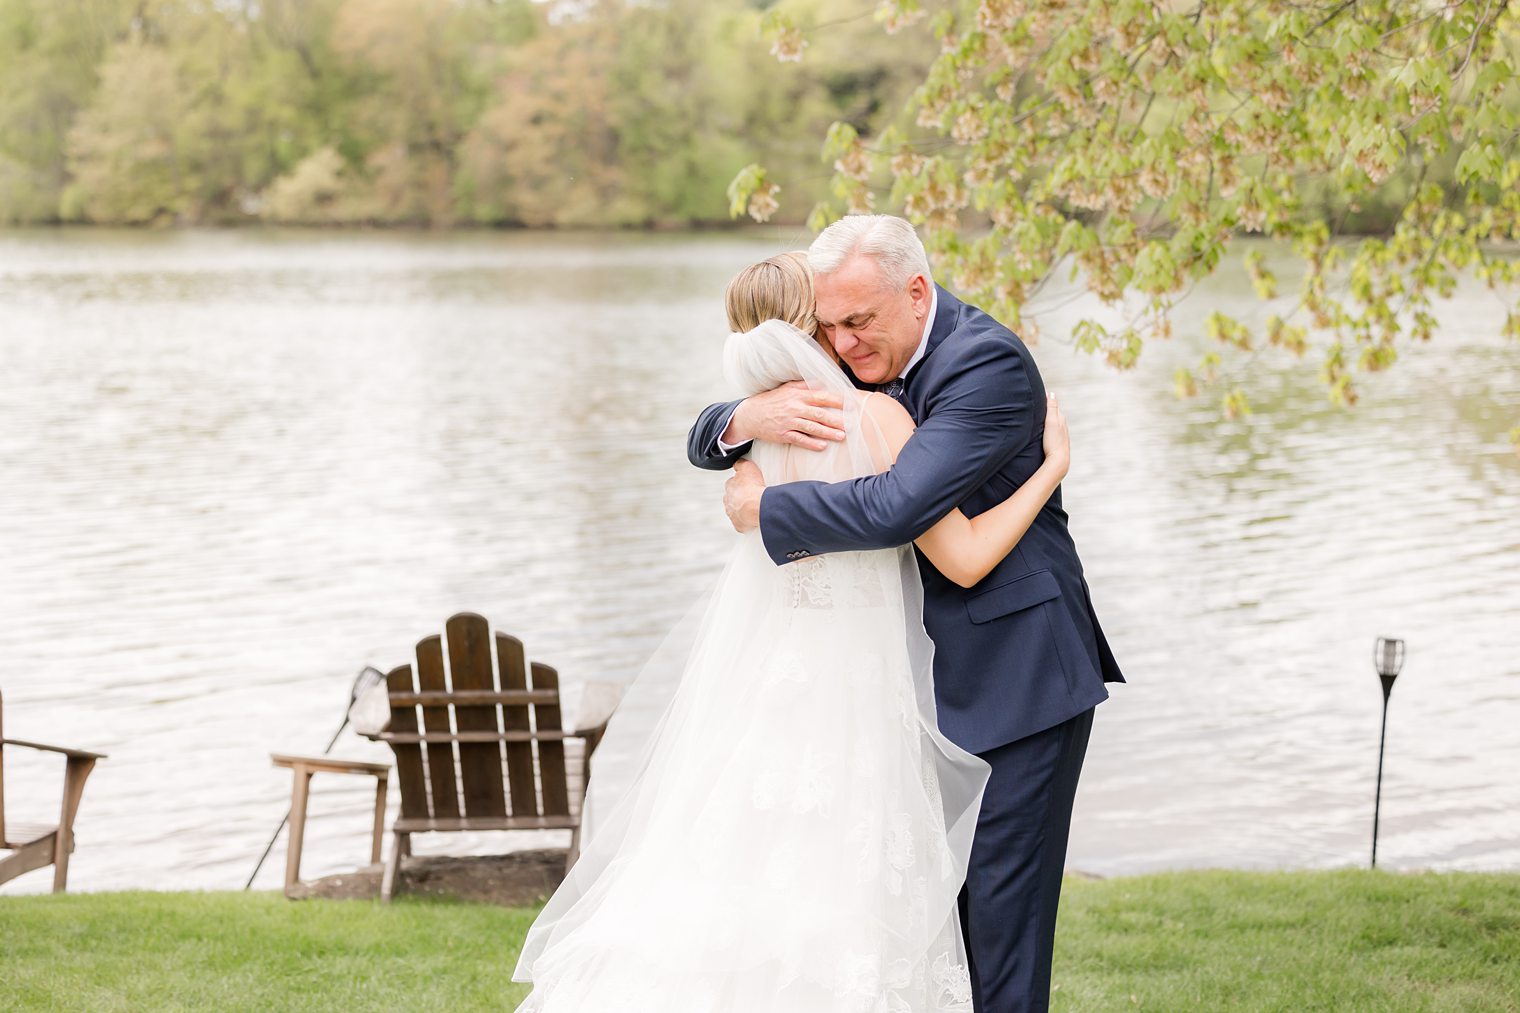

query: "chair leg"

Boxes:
[284, 767, 312, 897]
[369, 778, 388, 867]
[381, 831, 407, 903]
[52, 757, 97, 894]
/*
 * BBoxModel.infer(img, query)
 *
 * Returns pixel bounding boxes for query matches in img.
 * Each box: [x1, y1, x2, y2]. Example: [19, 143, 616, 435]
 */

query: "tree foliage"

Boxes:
[733, 0, 1520, 416]
[0, 0, 927, 228]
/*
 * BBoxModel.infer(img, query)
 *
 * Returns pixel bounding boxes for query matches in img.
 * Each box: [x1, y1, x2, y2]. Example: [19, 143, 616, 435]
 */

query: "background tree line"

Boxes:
[0, 0, 927, 227]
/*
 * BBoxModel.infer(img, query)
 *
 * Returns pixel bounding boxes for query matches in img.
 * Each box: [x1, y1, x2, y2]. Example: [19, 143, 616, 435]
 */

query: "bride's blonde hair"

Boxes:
[724, 252, 838, 363]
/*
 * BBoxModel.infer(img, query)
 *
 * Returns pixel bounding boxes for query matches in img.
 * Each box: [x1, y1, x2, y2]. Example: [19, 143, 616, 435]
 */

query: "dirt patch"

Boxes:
[287, 849, 567, 906]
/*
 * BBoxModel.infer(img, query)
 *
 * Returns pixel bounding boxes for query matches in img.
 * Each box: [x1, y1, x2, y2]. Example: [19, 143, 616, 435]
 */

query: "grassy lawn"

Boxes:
[0, 871, 1516, 1011]
[1051, 870, 1520, 1011]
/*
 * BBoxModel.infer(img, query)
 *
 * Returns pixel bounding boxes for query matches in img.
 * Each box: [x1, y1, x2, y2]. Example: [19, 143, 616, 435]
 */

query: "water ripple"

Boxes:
[1, 228, 1516, 893]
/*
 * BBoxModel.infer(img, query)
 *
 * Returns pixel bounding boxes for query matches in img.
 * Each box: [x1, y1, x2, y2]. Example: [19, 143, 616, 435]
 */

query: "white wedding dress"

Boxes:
[513, 320, 989, 1013]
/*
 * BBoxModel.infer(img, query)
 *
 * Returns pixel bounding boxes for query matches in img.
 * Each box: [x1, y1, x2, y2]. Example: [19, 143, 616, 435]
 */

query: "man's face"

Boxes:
[813, 255, 932, 385]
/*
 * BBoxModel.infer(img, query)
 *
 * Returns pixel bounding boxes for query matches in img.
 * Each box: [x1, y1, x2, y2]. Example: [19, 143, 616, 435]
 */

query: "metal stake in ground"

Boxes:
[1371, 637, 1405, 869]
[244, 666, 387, 890]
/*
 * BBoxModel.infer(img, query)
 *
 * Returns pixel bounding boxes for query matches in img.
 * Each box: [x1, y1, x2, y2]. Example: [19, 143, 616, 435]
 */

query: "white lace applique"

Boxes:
[786, 556, 835, 609]
[761, 649, 809, 689]
[783, 552, 892, 610]
[849, 810, 882, 883]
[831, 946, 975, 1013]
[884, 958, 914, 990]
[885, 812, 916, 897]
[752, 745, 834, 816]
[896, 672, 920, 733]
[792, 745, 833, 815]
[836, 953, 883, 1002]
[932, 952, 975, 1009]
[906, 874, 931, 938]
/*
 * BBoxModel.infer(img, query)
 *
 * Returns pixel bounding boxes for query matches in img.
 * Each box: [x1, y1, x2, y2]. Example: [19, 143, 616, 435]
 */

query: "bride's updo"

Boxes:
[724, 252, 819, 338]
[722, 253, 846, 396]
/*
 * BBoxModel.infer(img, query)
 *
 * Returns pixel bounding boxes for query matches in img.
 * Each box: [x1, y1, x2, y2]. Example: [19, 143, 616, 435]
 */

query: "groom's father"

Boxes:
[687, 215, 1124, 1012]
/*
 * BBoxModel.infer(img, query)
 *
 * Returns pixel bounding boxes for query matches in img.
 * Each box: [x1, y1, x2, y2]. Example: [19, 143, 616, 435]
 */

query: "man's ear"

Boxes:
[907, 273, 932, 319]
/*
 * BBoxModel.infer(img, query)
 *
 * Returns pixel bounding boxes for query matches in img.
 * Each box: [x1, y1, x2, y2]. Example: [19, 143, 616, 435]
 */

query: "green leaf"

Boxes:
[725, 164, 765, 220]
[822, 121, 860, 161]
[1072, 319, 1107, 356]
[1455, 143, 1501, 185]
[805, 202, 832, 234]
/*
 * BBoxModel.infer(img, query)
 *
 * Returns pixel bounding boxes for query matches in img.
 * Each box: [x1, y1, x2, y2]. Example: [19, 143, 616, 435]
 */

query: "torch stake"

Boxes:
[1372, 684, 1391, 868]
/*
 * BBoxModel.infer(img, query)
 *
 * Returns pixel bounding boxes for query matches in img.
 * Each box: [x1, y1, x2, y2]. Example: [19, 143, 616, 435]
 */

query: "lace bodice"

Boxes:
[782, 551, 895, 610]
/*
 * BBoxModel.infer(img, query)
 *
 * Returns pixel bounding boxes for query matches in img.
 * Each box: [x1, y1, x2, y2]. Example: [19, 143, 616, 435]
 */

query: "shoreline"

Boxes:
[5, 221, 1515, 248]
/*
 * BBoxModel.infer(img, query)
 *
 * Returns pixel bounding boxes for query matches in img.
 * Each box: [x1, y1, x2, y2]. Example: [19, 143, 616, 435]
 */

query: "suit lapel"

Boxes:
[923, 284, 961, 362]
[899, 285, 961, 419]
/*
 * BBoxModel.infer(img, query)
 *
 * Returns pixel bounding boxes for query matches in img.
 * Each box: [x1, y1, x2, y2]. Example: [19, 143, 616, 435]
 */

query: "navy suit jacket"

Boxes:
[688, 286, 1123, 752]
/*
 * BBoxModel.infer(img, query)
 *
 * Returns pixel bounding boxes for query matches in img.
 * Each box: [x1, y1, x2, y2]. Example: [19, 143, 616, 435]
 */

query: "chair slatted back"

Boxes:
[384, 613, 574, 823]
[384, 665, 431, 820]
[496, 633, 539, 818]
[447, 615, 507, 818]
[415, 635, 460, 819]
[531, 662, 571, 817]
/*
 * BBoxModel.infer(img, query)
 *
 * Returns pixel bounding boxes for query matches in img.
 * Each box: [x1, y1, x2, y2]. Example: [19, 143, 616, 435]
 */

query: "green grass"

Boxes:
[1051, 871, 1520, 1011]
[0, 891, 539, 1011]
[0, 871, 1516, 1011]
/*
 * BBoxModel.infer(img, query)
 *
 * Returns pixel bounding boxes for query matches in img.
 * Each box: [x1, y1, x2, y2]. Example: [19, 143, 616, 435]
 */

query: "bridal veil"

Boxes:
[513, 320, 989, 1012]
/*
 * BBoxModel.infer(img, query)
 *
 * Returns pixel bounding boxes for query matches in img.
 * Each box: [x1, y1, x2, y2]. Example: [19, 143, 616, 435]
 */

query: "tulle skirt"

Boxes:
[513, 535, 988, 1013]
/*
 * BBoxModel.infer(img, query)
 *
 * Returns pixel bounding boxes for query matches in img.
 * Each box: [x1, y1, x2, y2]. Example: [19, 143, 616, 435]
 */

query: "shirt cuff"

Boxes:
[715, 404, 743, 454]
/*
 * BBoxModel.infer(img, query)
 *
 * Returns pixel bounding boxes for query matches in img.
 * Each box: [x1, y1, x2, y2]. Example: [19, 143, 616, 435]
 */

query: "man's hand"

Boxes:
[722, 382, 846, 452]
[723, 459, 765, 532]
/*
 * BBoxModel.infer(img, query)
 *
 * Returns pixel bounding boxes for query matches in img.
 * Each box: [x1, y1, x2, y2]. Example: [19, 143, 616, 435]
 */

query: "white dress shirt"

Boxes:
[717, 286, 937, 454]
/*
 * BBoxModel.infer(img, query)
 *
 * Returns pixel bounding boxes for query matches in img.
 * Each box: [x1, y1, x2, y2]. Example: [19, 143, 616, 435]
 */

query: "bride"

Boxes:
[513, 252, 1071, 1012]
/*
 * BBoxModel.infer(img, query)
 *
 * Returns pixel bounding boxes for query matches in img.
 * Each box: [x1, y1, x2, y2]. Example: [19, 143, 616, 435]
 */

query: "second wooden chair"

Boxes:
[377, 613, 605, 901]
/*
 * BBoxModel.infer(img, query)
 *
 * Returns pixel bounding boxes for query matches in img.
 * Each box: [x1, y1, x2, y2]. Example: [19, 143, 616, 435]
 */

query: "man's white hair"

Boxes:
[807, 214, 933, 290]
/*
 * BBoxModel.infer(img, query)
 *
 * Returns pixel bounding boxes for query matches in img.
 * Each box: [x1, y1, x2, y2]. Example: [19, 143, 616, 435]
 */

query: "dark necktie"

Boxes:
[882, 377, 906, 403]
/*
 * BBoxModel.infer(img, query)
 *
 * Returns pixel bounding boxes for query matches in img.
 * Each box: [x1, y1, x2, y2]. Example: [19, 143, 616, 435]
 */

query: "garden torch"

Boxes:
[1371, 637, 1405, 869]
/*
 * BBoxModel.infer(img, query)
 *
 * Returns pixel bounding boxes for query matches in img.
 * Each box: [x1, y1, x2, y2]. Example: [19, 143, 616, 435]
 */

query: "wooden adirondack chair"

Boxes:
[0, 690, 107, 893]
[377, 612, 606, 902]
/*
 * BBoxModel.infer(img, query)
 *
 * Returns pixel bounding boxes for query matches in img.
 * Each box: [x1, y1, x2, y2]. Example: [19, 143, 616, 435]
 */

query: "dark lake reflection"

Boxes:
[1, 228, 1516, 892]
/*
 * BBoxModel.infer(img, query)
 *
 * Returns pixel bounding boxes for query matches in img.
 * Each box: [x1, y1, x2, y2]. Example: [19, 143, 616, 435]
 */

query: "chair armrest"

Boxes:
[271, 754, 389, 779]
[2, 738, 107, 762]
[571, 680, 623, 734]
[567, 721, 609, 760]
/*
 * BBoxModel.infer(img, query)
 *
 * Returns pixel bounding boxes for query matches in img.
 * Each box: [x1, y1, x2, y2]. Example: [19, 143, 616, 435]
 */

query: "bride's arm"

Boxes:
[862, 392, 1070, 589]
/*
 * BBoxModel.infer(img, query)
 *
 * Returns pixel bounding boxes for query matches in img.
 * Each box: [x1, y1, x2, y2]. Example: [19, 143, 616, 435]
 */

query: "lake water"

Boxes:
[1, 228, 1516, 894]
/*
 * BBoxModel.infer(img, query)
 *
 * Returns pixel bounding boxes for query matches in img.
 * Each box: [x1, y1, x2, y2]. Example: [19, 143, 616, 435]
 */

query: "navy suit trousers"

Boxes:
[960, 707, 1095, 1013]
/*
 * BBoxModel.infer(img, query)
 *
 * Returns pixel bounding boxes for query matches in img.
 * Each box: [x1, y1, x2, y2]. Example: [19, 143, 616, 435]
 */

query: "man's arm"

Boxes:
[688, 400, 749, 472]
[757, 336, 1038, 564]
[686, 384, 849, 472]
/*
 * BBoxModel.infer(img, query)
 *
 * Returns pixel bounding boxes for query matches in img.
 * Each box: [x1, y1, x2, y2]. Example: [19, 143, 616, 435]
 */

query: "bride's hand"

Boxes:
[1042, 392, 1070, 478]
[724, 459, 766, 533]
